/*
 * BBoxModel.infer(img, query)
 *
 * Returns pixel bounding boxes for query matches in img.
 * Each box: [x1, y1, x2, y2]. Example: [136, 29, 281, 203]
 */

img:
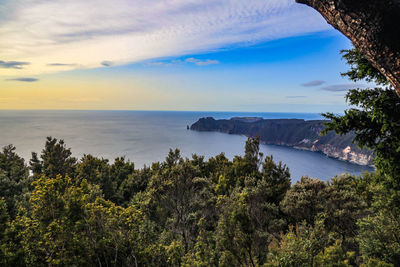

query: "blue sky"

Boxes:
[0, 0, 365, 112]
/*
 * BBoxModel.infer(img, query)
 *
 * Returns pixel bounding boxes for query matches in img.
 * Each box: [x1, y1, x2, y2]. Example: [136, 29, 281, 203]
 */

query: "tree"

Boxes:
[281, 176, 327, 226]
[0, 145, 30, 218]
[216, 190, 260, 267]
[30, 137, 77, 179]
[356, 181, 400, 265]
[340, 49, 390, 87]
[146, 150, 215, 253]
[244, 137, 264, 175]
[357, 210, 400, 265]
[323, 175, 368, 253]
[296, 0, 400, 95]
[216, 150, 290, 266]
[11, 174, 163, 266]
[314, 240, 354, 267]
[323, 50, 400, 187]
[0, 198, 9, 264]
[265, 220, 331, 267]
[261, 155, 291, 203]
[182, 218, 219, 267]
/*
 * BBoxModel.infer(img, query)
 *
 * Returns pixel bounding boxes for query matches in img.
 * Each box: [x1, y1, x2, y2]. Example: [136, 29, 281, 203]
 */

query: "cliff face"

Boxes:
[190, 117, 374, 166]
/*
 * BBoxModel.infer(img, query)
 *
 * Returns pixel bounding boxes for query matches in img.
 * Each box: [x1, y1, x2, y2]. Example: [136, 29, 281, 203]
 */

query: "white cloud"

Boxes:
[195, 59, 219, 66]
[0, 0, 330, 75]
[185, 58, 219, 66]
[185, 58, 200, 63]
[146, 57, 219, 67]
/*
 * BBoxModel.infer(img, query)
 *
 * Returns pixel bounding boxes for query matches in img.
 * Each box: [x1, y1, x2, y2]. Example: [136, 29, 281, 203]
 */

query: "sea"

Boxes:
[0, 110, 373, 183]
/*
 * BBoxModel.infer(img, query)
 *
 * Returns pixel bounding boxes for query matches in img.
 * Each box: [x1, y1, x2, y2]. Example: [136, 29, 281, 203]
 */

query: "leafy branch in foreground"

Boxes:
[323, 49, 400, 188]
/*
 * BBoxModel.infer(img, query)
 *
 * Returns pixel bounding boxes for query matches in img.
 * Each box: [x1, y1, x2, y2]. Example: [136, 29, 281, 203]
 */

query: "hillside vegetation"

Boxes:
[0, 137, 398, 266]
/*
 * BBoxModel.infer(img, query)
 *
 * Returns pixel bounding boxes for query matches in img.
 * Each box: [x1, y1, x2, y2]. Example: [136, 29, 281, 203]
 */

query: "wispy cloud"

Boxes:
[186, 58, 219, 66]
[47, 63, 77, 67]
[301, 80, 325, 87]
[286, 95, 307, 98]
[0, 0, 330, 75]
[101, 61, 113, 67]
[6, 77, 39, 82]
[321, 84, 367, 92]
[0, 60, 30, 69]
[147, 57, 219, 67]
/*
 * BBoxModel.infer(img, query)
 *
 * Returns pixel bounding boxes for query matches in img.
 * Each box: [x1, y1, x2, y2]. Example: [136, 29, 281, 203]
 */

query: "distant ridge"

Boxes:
[190, 117, 374, 166]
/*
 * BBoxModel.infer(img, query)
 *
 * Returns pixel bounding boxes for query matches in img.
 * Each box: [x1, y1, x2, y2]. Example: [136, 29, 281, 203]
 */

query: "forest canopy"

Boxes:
[0, 136, 398, 266]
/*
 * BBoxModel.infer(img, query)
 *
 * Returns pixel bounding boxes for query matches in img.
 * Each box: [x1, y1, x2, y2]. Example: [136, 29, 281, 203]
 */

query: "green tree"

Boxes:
[340, 49, 389, 86]
[0, 145, 30, 218]
[146, 150, 215, 253]
[314, 240, 354, 267]
[244, 137, 264, 175]
[216, 153, 290, 266]
[357, 182, 400, 265]
[281, 176, 327, 226]
[261, 155, 291, 203]
[30, 137, 77, 179]
[357, 211, 400, 265]
[0, 198, 9, 264]
[10, 174, 163, 266]
[323, 49, 400, 188]
[323, 175, 368, 252]
[265, 220, 331, 267]
[182, 218, 218, 267]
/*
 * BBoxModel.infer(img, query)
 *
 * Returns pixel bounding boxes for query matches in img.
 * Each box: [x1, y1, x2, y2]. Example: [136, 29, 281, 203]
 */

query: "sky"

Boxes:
[0, 0, 367, 112]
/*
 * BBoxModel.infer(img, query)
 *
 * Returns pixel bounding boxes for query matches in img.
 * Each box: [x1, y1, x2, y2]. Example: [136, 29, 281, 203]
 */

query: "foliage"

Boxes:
[314, 240, 354, 267]
[266, 220, 331, 266]
[323, 88, 400, 187]
[30, 137, 76, 179]
[0, 145, 30, 218]
[340, 49, 389, 86]
[323, 49, 400, 188]
[281, 176, 327, 225]
[0, 134, 398, 266]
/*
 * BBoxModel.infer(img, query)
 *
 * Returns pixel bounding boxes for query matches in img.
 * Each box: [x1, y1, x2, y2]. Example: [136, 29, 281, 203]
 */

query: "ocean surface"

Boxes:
[0, 110, 373, 183]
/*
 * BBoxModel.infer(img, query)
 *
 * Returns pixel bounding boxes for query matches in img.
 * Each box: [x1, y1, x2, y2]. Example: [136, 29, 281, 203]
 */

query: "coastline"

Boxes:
[190, 117, 375, 167]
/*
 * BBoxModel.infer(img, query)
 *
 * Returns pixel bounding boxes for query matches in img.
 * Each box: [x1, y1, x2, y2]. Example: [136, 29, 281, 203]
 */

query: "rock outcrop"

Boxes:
[190, 117, 374, 166]
[296, 0, 400, 96]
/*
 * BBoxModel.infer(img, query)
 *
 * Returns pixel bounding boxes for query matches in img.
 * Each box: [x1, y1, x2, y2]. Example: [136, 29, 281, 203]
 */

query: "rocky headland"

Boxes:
[190, 117, 374, 166]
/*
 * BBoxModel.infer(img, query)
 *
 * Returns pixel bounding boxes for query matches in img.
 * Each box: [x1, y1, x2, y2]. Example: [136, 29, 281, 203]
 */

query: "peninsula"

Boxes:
[190, 117, 374, 166]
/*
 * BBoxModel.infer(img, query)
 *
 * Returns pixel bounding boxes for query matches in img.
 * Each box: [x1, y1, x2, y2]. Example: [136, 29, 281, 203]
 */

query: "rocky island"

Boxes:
[190, 117, 374, 166]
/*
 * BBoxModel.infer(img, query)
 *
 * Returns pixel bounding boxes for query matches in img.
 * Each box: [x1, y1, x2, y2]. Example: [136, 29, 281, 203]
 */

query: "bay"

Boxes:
[0, 110, 373, 182]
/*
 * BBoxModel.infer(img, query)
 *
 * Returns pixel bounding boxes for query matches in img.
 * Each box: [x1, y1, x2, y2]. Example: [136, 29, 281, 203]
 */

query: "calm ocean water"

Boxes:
[0, 110, 373, 182]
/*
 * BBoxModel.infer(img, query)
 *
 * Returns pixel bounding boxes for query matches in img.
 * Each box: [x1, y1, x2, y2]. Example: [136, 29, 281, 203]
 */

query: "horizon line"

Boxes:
[0, 109, 326, 114]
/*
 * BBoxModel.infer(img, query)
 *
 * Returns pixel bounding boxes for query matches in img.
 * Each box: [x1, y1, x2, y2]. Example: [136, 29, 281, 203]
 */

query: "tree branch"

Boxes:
[296, 0, 400, 96]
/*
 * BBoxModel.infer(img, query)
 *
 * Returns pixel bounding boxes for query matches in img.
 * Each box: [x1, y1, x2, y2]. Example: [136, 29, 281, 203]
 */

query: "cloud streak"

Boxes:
[186, 58, 219, 66]
[6, 77, 39, 82]
[301, 80, 325, 87]
[321, 84, 367, 92]
[47, 63, 77, 67]
[147, 57, 220, 67]
[0, 60, 30, 69]
[0, 0, 331, 75]
[101, 61, 113, 67]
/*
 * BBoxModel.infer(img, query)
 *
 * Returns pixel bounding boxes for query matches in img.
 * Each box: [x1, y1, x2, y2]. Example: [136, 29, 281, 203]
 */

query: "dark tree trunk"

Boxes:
[296, 0, 400, 96]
